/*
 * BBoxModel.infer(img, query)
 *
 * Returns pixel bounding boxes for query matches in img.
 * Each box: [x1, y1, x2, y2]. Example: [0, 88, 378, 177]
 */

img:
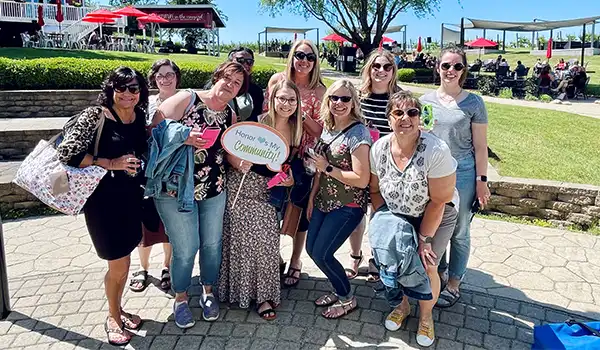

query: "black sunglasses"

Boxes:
[372, 63, 394, 72]
[235, 57, 255, 66]
[114, 84, 140, 94]
[440, 62, 465, 71]
[390, 108, 420, 118]
[294, 51, 317, 62]
[329, 95, 352, 103]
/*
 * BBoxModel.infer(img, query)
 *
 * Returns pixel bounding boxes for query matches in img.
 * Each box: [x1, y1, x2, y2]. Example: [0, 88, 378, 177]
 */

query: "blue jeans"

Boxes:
[154, 191, 226, 293]
[439, 156, 476, 280]
[306, 206, 364, 299]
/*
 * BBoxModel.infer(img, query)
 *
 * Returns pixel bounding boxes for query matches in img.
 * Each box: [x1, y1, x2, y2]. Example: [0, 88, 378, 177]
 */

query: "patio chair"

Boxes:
[38, 33, 54, 49]
[20, 33, 34, 48]
[573, 76, 590, 100]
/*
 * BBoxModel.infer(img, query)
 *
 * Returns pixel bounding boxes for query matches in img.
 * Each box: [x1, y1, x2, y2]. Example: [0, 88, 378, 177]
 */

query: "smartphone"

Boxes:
[200, 127, 220, 149]
[267, 172, 288, 189]
[421, 104, 435, 131]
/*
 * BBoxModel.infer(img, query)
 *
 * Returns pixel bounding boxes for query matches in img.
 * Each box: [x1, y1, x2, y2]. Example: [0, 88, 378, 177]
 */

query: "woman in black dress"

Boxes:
[57, 67, 149, 346]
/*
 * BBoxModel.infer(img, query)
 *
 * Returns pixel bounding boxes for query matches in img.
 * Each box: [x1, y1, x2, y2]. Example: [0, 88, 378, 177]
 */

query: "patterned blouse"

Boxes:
[180, 92, 233, 201]
[315, 123, 372, 213]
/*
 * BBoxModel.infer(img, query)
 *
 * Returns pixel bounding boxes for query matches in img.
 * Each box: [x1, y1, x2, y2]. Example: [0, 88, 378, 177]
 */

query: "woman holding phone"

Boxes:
[57, 67, 148, 346]
[152, 61, 249, 329]
[266, 39, 326, 288]
[219, 79, 302, 320]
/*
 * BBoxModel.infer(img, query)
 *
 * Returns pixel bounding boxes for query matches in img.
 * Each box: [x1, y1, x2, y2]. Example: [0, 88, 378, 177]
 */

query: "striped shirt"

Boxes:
[361, 93, 391, 135]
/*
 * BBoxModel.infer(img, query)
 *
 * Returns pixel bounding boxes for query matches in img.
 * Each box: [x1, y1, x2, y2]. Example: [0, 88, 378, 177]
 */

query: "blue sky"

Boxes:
[212, 0, 598, 44]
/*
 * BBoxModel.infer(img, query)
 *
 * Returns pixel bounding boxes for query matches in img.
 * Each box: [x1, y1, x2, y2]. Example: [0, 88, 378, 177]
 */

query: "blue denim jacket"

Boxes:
[369, 205, 432, 300]
[144, 119, 194, 212]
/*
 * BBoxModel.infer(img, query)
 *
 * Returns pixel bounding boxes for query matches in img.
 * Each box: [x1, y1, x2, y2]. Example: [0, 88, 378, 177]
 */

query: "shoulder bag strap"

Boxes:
[92, 111, 106, 159]
[325, 121, 361, 147]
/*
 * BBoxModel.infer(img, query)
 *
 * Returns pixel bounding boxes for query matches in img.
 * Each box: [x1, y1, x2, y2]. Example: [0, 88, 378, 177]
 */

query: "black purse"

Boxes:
[310, 121, 361, 157]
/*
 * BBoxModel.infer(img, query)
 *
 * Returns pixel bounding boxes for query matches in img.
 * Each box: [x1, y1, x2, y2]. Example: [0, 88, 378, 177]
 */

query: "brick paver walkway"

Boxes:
[0, 215, 598, 349]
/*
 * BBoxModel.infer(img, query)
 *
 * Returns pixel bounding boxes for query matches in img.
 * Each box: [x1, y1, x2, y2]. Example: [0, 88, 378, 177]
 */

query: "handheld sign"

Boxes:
[221, 122, 290, 172]
[221, 122, 290, 208]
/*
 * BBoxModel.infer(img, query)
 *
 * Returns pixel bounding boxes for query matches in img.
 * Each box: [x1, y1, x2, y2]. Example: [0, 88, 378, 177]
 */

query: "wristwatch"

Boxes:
[476, 175, 488, 182]
[419, 234, 434, 244]
[325, 165, 333, 174]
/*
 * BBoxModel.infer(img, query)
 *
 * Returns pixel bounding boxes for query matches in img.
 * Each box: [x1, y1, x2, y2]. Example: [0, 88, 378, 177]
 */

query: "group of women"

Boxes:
[56, 40, 490, 347]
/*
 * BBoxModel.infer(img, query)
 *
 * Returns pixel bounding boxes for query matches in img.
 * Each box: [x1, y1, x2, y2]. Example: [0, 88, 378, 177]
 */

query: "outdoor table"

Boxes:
[48, 33, 64, 48]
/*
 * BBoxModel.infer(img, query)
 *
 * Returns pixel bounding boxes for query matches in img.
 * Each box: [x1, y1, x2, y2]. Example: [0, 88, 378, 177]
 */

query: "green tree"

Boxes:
[259, 0, 442, 55]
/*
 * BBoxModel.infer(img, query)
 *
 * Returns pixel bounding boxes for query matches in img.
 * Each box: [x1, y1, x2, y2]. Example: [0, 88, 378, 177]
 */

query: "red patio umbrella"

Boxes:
[322, 33, 346, 43]
[381, 36, 394, 43]
[546, 38, 553, 59]
[113, 6, 148, 17]
[55, 0, 64, 29]
[466, 37, 498, 58]
[37, 5, 44, 28]
[82, 16, 116, 37]
[416, 36, 422, 52]
[136, 13, 168, 23]
[87, 9, 122, 18]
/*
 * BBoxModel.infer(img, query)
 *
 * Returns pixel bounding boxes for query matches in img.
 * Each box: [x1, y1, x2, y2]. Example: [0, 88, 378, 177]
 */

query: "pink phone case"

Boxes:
[201, 128, 220, 149]
[370, 128, 381, 142]
[267, 172, 288, 189]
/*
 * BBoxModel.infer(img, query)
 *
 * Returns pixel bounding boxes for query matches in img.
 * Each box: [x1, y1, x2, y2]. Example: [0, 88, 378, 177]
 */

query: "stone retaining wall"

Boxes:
[0, 90, 99, 118]
[0, 129, 60, 160]
[488, 177, 600, 227]
[0, 183, 44, 214]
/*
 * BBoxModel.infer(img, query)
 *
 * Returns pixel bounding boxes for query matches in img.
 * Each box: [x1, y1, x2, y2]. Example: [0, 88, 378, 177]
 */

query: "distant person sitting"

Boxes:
[533, 58, 544, 76]
[499, 58, 509, 67]
[539, 66, 555, 92]
[87, 30, 99, 49]
[555, 58, 566, 70]
[495, 55, 503, 70]
[514, 61, 527, 77]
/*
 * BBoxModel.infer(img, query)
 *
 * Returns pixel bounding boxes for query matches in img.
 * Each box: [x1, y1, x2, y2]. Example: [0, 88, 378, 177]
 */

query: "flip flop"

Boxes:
[436, 288, 460, 309]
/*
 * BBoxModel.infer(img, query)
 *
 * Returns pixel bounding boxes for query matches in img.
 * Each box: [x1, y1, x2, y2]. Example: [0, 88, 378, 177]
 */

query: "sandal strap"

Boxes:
[286, 267, 301, 278]
[316, 293, 337, 305]
[350, 251, 363, 260]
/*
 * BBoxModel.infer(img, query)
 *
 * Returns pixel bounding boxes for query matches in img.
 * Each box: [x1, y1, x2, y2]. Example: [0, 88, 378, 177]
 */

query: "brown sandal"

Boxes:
[120, 310, 143, 330]
[322, 297, 358, 319]
[105, 317, 131, 346]
[283, 267, 302, 287]
[314, 293, 339, 307]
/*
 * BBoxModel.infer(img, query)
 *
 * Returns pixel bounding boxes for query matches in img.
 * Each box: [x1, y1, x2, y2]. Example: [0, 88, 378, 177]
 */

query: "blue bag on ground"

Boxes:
[533, 319, 600, 350]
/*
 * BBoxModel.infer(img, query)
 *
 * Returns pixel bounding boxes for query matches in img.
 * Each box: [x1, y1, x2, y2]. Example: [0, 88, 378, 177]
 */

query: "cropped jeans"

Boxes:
[307, 206, 364, 299]
[154, 191, 226, 294]
[438, 156, 477, 281]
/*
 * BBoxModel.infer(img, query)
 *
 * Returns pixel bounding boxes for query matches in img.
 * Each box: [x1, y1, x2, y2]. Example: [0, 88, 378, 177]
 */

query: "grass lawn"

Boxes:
[488, 102, 600, 185]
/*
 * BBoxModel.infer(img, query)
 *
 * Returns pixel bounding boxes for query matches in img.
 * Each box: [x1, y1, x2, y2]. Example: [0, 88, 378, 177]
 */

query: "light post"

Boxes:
[0, 214, 10, 320]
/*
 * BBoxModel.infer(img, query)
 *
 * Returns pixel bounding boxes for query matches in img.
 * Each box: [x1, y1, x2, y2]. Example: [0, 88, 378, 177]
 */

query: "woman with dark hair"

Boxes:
[129, 59, 181, 293]
[419, 45, 490, 310]
[227, 46, 264, 122]
[57, 66, 149, 346]
[151, 61, 248, 329]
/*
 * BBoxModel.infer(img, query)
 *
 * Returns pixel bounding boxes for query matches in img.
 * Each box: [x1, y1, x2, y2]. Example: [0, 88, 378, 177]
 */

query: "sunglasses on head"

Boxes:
[440, 62, 465, 71]
[235, 57, 255, 66]
[294, 51, 317, 62]
[390, 108, 420, 118]
[372, 63, 394, 72]
[329, 95, 352, 103]
[114, 84, 140, 94]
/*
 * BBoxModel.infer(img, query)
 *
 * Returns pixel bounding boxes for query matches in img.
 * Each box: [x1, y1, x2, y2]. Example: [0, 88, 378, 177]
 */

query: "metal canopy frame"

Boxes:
[372, 24, 407, 51]
[257, 27, 319, 54]
[452, 17, 599, 66]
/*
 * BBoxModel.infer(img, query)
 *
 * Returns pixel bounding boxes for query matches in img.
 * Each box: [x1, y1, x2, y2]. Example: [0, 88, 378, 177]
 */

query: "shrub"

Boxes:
[498, 88, 513, 99]
[587, 83, 600, 97]
[524, 77, 539, 96]
[413, 68, 434, 77]
[397, 68, 416, 82]
[524, 93, 539, 101]
[478, 76, 497, 96]
[0, 57, 277, 90]
[539, 94, 553, 102]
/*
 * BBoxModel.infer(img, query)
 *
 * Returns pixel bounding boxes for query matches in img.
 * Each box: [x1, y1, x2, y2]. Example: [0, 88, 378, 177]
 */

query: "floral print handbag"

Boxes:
[13, 116, 107, 215]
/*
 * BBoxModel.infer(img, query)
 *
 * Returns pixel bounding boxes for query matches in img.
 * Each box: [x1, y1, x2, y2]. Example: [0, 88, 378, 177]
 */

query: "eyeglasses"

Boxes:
[235, 57, 255, 66]
[390, 108, 420, 118]
[328, 95, 352, 103]
[372, 63, 394, 72]
[114, 84, 140, 94]
[294, 51, 317, 62]
[275, 96, 298, 105]
[440, 62, 465, 71]
[156, 72, 176, 81]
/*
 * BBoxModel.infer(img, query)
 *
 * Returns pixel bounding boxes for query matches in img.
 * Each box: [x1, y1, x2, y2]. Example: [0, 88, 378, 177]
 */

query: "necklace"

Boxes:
[438, 88, 463, 102]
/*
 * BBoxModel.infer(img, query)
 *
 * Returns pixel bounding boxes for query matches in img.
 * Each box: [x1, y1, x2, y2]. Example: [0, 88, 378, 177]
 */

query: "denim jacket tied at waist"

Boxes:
[368, 205, 432, 300]
[144, 119, 194, 212]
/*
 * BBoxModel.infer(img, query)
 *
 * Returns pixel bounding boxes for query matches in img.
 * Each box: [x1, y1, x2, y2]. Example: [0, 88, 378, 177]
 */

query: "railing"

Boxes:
[0, 0, 94, 24]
